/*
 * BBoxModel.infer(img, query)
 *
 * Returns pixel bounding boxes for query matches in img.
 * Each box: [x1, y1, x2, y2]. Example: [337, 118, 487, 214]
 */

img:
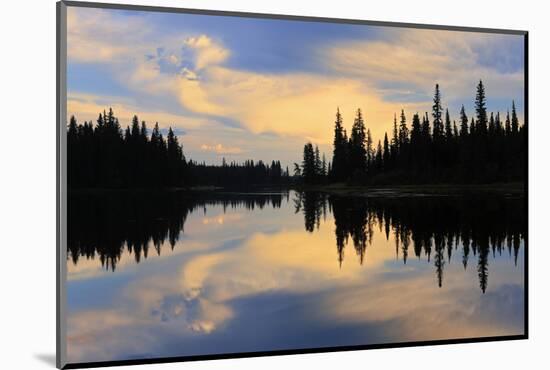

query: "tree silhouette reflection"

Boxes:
[69, 190, 524, 293]
[68, 191, 286, 271]
[295, 192, 525, 293]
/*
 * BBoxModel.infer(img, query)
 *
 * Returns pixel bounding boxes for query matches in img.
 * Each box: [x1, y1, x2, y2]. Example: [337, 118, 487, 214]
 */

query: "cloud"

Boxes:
[67, 8, 231, 116]
[177, 66, 426, 145]
[67, 92, 210, 131]
[166, 30, 522, 145]
[66, 7, 424, 145]
[180, 67, 199, 81]
[184, 35, 230, 70]
[323, 28, 524, 106]
[168, 54, 179, 65]
[67, 8, 149, 63]
[67, 7, 525, 161]
[200, 143, 243, 155]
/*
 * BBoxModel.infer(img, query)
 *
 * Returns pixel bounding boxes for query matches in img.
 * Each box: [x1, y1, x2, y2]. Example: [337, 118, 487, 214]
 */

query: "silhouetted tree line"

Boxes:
[68, 191, 289, 270]
[297, 143, 328, 184]
[295, 192, 525, 293]
[67, 109, 290, 189]
[299, 81, 526, 184]
[186, 159, 290, 189]
[68, 109, 186, 188]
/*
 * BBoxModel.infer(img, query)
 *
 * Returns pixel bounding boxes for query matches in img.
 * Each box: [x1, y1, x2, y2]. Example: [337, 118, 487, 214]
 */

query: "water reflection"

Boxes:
[69, 191, 524, 294]
[68, 191, 288, 270]
[294, 192, 524, 293]
[66, 190, 525, 363]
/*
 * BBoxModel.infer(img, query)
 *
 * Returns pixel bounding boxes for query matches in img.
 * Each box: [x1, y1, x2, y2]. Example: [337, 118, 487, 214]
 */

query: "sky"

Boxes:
[67, 6, 525, 168]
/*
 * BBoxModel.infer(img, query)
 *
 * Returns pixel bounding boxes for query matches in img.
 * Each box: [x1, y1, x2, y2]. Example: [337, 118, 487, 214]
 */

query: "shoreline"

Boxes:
[68, 182, 525, 197]
[291, 182, 525, 197]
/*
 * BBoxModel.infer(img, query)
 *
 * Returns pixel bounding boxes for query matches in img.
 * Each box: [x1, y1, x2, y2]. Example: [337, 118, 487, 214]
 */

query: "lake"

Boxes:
[66, 190, 525, 363]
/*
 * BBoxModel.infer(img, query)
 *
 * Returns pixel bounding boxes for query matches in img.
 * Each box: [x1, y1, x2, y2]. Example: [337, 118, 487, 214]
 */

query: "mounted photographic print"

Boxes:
[56, 1, 528, 368]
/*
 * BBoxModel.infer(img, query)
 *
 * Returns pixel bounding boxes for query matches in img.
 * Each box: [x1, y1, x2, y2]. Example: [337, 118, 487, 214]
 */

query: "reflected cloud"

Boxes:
[66, 193, 524, 363]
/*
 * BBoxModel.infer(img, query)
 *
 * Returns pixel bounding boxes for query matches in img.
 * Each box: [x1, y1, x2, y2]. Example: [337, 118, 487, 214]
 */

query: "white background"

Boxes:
[0, 0, 548, 369]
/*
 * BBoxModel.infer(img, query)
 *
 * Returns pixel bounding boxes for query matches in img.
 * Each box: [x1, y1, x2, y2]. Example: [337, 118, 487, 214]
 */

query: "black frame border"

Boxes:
[56, 1, 529, 369]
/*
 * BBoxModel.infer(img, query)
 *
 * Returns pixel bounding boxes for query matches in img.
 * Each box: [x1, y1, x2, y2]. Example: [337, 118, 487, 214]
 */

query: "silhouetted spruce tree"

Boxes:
[410, 113, 421, 144]
[375, 140, 383, 171]
[505, 110, 512, 136]
[443, 108, 455, 170]
[68, 115, 79, 187]
[489, 112, 496, 136]
[397, 110, 409, 168]
[410, 113, 421, 171]
[511, 100, 519, 135]
[167, 127, 185, 187]
[469, 117, 475, 136]
[302, 142, 316, 184]
[314, 145, 322, 181]
[432, 84, 444, 143]
[444, 108, 453, 141]
[453, 120, 458, 138]
[421, 112, 431, 140]
[421, 112, 433, 176]
[475, 80, 488, 135]
[331, 108, 348, 182]
[293, 163, 302, 177]
[390, 113, 399, 167]
[366, 129, 373, 171]
[383, 133, 390, 171]
[349, 108, 367, 178]
[459, 105, 469, 139]
[495, 112, 503, 135]
[399, 110, 409, 147]
[474, 80, 489, 180]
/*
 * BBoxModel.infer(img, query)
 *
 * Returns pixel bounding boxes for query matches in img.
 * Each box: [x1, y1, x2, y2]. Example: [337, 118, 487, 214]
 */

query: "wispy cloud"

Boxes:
[66, 7, 524, 164]
[323, 28, 524, 106]
[67, 92, 210, 132]
[200, 143, 243, 155]
[184, 35, 230, 70]
[67, 8, 149, 63]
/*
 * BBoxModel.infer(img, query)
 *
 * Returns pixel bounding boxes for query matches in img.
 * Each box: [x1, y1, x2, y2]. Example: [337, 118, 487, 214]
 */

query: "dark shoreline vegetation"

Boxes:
[68, 191, 525, 293]
[299, 80, 525, 186]
[67, 80, 525, 191]
[67, 109, 290, 189]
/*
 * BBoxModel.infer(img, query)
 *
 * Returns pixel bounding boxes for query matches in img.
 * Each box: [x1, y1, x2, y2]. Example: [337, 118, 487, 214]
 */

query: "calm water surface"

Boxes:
[66, 190, 525, 363]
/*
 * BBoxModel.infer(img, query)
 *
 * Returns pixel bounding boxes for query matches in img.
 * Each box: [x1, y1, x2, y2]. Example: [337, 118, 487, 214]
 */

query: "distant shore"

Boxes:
[68, 182, 525, 197]
[291, 182, 525, 197]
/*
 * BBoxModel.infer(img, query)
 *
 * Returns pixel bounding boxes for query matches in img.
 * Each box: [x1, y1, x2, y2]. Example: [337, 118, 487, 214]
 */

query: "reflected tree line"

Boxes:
[69, 191, 524, 293]
[68, 191, 288, 271]
[294, 192, 525, 293]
